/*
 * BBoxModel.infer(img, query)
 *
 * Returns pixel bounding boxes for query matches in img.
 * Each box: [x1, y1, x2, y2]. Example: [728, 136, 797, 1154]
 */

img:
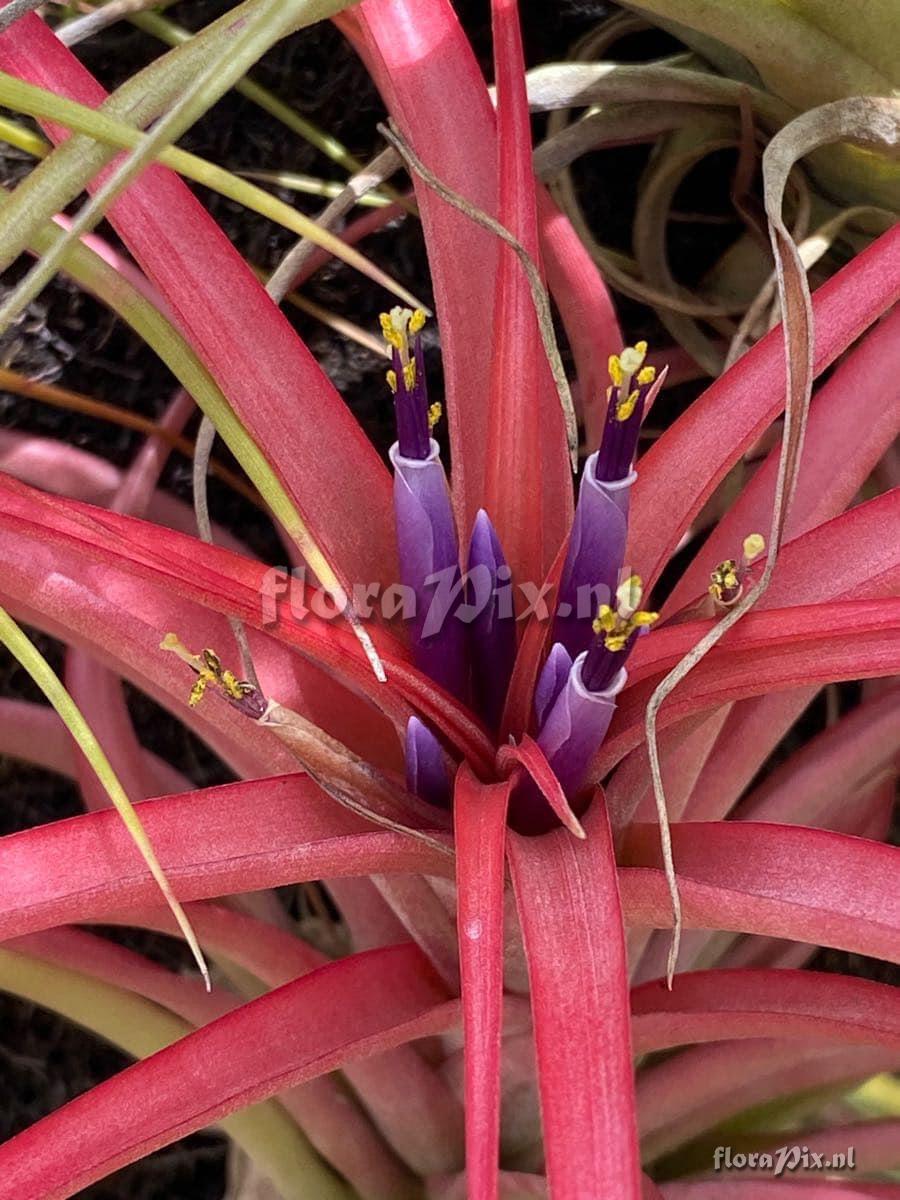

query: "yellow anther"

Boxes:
[593, 604, 616, 636]
[379, 311, 404, 350]
[380, 306, 426, 358]
[616, 389, 640, 422]
[608, 355, 623, 388]
[386, 368, 398, 394]
[161, 635, 255, 710]
[637, 365, 656, 386]
[593, 576, 658, 650]
[709, 558, 741, 604]
[709, 535, 766, 606]
[402, 360, 416, 390]
[428, 402, 443, 430]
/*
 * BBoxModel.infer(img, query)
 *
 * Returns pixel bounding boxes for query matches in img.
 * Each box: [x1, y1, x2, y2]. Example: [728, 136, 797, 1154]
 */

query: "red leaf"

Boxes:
[631, 968, 900, 1054]
[484, 0, 572, 587]
[679, 689, 817, 822]
[537, 187, 622, 453]
[0, 475, 495, 771]
[353, 0, 615, 542]
[665, 303, 900, 614]
[507, 798, 642, 1199]
[453, 764, 512, 1200]
[497, 734, 586, 838]
[353, 0, 499, 529]
[0, 773, 452, 941]
[0, 944, 455, 1200]
[0, 14, 397, 592]
[620, 821, 900, 964]
[628, 223, 900, 592]
[597, 597, 900, 775]
[639, 1038, 900, 1161]
[735, 683, 900, 825]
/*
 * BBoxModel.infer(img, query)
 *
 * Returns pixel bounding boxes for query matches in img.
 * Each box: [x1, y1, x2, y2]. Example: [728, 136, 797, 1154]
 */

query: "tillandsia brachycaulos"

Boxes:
[0, 1, 897, 1199]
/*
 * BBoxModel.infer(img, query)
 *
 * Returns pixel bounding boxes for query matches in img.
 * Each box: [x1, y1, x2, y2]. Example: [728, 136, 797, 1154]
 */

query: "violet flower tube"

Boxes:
[384, 308, 468, 701]
[466, 509, 516, 731]
[511, 577, 658, 833]
[554, 343, 664, 657]
[533, 641, 572, 728]
[405, 716, 451, 808]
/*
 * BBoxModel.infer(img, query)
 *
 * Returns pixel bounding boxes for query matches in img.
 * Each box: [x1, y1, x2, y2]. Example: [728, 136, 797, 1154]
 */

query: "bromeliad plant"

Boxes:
[0, 1, 898, 1199]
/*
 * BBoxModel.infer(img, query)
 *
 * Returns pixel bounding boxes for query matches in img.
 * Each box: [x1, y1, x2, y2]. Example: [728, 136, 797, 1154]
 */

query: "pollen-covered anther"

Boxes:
[591, 575, 658, 651]
[380, 306, 427, 357]
[428, 401, 443, 431]
[616, 389, 640, 421]
[160, 634, 259, 713]
[709, 533, 766, 606]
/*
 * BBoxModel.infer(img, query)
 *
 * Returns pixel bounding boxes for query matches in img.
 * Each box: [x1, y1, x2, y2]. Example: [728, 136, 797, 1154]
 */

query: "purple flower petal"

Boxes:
[405, 716, 451, 808]
[536, 653, 625, 798]
[466, 509, 516, 730]
[554, 450, 634, 657]
[533, 642, 573, 728]
[391, 440, 468, 700]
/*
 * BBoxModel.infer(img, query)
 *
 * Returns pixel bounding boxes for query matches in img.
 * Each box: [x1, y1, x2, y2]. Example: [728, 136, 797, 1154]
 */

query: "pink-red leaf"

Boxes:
[620, 821, 900, 964]
[597, 597, 900, 775]
[0, 943, 455, 1200]
[0, 14, 397, 591]
[0, 773, 452, 942]
[628, 223, 900, 592]
[631, 968, 900, 1054]
[484, 0, 572, 587]
[453, 764, 512, 1200]
[666, 303, 900, 613]
[507, 798, 642, 1200]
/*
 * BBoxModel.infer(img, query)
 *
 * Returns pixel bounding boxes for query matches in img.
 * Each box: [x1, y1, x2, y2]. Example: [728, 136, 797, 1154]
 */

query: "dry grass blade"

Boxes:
[725, 203, 894, 367]
[267, 144, 403, 298]
[57, 0, 165, 46]
[379, 121, 580, 470]
[644, 95, 900, 987]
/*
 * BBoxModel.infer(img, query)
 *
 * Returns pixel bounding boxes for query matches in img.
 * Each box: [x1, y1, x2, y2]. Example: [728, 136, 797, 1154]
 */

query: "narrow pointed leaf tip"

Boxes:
[0, 610, 209, 989]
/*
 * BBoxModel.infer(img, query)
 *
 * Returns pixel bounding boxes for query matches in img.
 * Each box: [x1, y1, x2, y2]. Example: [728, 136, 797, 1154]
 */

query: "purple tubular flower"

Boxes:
[533, 641, 573, 728]
[466, 509, 516, 731]
[405, 716, 451, 808]
[593, 342, 664, 484]
[582, 574, 659, 694]
[391, 439, 468, 701]
[509, 651, 625, 834]
[536, 653, 626, 798]
[553, 450, 634, 657]
[382, 306, 432, 461]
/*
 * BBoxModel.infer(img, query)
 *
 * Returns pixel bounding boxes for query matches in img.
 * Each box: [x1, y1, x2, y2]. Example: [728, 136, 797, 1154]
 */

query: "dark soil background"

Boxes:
[0, 3, 890, 1198]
